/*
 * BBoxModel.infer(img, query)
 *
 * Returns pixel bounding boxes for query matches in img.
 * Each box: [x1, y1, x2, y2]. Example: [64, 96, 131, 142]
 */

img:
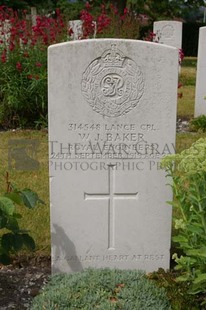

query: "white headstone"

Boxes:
[68, 20, 96, 40]
[195, 26, 206, 117]
[0, 19, 11, 44]
[31, 7, 37, 27]
[153, 21, 182, 50]
[68, 20, 83, 40]
[49, 39, 179, 274]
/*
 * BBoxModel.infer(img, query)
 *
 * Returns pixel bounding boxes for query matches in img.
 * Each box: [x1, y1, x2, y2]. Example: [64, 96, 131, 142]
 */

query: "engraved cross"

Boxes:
[84, 165, 138, 250]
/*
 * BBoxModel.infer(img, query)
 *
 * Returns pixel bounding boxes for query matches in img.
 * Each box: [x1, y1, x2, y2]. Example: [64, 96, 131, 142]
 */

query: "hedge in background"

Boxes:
[31, 268, 171, 310]
[182, 22, 206, 57]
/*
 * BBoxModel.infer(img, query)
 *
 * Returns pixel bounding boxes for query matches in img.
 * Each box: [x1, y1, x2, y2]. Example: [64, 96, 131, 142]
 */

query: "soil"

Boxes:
[0, 255, 51, 309]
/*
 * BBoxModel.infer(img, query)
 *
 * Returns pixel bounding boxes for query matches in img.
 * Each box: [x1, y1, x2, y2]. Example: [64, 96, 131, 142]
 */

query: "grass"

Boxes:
[0, 57, 202, 258]
[176, 132, 206, 152]
[177, 57, 197, 119]
[0, 130, 50, 256]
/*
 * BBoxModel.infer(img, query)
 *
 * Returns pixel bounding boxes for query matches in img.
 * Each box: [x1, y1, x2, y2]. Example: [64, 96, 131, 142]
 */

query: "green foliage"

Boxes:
[31, 268, 171, 309]
[57, 0, 85, 20]
[190, 115, 206, 132]
[161, 138, 206, 301]
[0, 7, 68, 128]
[181, 57, 197, 68]
[148, 269, 200, 309]
[0, 174, 44, 264]
[96, 8, 140, 40]
[0, 0, 46, 10]
[0, 43, 47, 128]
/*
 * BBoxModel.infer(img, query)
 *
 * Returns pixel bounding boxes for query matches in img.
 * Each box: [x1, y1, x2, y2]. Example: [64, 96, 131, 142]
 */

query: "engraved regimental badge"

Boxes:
[81, 44, 144, 117]
[161, 25, 174, 39]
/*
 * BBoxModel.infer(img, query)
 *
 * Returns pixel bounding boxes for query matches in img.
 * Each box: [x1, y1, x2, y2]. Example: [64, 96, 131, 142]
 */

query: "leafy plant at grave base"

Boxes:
[78, 2, 140, 39]
[0, 172, 44, 264]
[161, 138, 206, 304]
[147, 269, 199, 309]
[0, 6, 68, 128]
[30, 268, 171, 310]
[190, 115, 206, 133]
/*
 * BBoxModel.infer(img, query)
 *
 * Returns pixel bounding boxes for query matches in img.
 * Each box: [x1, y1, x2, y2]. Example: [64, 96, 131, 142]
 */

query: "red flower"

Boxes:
[179, 48, 184, 64]
[27, 74, 33, 80]
[101, 4, 106, 12]
[1, 51, 6, 63]
[56, 8, 60, 16]
[36, 62, 42, 67]
[42, 34, 48, 45]
[123, 8, 129, 14]
[16, 62, 22, 72]
[23, 51, 29, 58]
[110, 4, 118, 15]
[68, 28, 74, 36]
[21, 38, 28, 45]
[9, 42, 15, 51]
[85, 2, 91, 10]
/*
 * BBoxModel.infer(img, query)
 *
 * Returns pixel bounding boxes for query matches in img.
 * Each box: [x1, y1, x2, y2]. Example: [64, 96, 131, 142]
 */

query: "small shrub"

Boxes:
[79, 3, 140, 40]
[0, 173, 44, 264]
[31, 268, 171, 310]
[0, 6, 68, 128]
[161, 138, 206, 303]
[190, 115, 206, 132]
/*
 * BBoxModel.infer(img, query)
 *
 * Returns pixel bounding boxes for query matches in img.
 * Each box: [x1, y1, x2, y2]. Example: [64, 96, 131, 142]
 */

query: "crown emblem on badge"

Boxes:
[81, 43, 144, 118]
[101, 44, 125, 68]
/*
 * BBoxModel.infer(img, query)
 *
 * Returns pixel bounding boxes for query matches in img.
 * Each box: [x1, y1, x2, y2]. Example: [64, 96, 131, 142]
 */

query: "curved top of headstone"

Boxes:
[49, 39, 178, 119]
[153, 21, 182, 49]
[49, 38, 179, 51]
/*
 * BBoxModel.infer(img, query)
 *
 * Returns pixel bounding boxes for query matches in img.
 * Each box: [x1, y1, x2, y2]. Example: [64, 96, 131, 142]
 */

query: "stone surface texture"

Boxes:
[48, 39, 179, 274]
[195, 26, 206, 117]
[153, 21, 182, 50]
[68, 20, 83, 40]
